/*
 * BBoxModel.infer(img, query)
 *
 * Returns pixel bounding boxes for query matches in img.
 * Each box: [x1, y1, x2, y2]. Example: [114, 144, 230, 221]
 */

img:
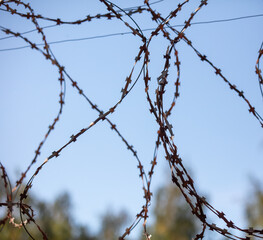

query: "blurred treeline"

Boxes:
[0, 178, 263, 240]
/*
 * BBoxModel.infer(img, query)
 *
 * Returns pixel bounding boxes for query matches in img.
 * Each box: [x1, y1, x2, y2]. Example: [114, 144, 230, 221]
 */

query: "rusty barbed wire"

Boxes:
[0, 0, 263, 239]
[256, 41, 263, 101]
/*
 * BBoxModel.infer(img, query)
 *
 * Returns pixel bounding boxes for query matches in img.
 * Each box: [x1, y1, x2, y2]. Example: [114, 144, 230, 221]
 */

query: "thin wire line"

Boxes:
[122, 0, 164, 11]
[0, 24, 57, 40]
[0, 13, 263, 52]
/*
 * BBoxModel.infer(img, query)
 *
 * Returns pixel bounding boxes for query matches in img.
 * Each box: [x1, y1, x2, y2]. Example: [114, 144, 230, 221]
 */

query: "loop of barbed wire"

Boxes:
[0, 0, 262, 239]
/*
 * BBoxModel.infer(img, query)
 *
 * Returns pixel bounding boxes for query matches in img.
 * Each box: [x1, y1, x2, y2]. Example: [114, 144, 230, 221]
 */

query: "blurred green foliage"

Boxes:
[2, 177, 263, 240]
[246, 180, 263, 239]
[141, 182, 199, 240]
[0, 189, 96, 240]
[0, 178, 129, 240]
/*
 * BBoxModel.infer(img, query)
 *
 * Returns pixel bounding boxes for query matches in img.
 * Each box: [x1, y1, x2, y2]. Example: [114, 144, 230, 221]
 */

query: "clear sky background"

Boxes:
[1, 0, 263, 239]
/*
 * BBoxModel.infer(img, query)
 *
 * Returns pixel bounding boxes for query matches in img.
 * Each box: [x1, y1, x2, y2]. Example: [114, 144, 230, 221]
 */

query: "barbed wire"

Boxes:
[0, 0, 262, 239]
[0, 13, 263, 52]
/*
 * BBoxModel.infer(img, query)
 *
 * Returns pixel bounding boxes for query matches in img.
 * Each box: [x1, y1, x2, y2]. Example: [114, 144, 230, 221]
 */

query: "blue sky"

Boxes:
[1, 0, 263, 239]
